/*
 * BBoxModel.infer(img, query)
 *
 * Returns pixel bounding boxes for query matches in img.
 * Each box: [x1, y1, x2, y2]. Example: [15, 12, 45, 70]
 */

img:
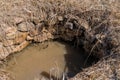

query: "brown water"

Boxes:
[4, 41, 86, 80]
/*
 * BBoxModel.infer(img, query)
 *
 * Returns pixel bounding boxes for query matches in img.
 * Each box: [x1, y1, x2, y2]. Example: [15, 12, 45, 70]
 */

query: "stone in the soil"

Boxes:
[79, 18, 89, 29]
[32, 18, 40, 24]
[46, 32, 54, 39]
[5, 46, 13, 54]
[28, 23, 38, 37]
[26, 35, 33, 41]
[17, 22, 28, 32]
[33, 32, 50, 42]
[15, 40, 29, 52]
[3, 40, 14, 47]
[14, 17, 24, 24]
[58, 16, 63, 21]
[14, 31, 28, 45]
[0, 47, 9, 60]
[3, 47, 10, 56]
[5, 27, 17, 40]
[65, 22, 73, 30]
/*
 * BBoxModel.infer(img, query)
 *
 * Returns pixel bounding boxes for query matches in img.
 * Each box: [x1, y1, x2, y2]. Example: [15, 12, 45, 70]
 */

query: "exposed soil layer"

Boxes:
[0, 0, 120, 80]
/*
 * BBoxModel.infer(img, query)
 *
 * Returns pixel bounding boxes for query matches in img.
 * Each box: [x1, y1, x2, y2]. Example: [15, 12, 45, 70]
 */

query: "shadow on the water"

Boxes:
[61, 40, 99, 78]
[64, 46, 85, 78]
[40, 41, 99, 80]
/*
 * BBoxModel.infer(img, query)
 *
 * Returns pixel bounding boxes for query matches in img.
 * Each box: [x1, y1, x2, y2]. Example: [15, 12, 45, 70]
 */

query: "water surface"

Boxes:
[5, 41, 85, 80]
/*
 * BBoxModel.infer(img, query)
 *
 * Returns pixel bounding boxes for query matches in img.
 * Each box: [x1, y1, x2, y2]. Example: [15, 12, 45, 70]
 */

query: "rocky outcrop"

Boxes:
[0, 21, 54, 60]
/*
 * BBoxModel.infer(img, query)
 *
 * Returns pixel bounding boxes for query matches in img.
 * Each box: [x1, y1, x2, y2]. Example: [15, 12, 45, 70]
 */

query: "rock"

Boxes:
[26, 35, 33, 41]
[14, 17, 24, 24]
[5, 27, 17, 40]
[33, 32, 53, 42]
[42, 27, 48, 32]
[3, 47, 9, 57]
[33, 18, 40, 24]
[17, 22, 28, 32]
[5, 46, 13, 54]
[34, 33, 47, 42]
[58, 16, 63, 21]
[28, 23, 38, 37]
[3, 40, 14, 47]
[0, 47, 9, 60]
[65, 22, 73, 30]
[46, 32, 54, 39]
[29, 28, 38, 37]
[34, 35, 42, 42]
[14, 31, 28, 45]
[15, 41, 29, 52]
[79, 18, 89, 30]
[10, 45, 16, 53]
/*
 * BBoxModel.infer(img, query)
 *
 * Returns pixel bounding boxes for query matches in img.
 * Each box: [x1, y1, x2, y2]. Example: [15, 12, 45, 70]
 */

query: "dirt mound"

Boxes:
[0, 0, 119, 80]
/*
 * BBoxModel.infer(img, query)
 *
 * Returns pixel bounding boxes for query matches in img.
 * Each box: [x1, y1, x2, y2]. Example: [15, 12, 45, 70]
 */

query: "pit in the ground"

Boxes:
[3, 41, 98, 80]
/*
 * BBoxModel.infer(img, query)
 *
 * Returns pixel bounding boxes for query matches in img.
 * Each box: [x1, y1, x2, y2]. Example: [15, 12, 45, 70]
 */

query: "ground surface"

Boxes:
[0, 0, 120, 80]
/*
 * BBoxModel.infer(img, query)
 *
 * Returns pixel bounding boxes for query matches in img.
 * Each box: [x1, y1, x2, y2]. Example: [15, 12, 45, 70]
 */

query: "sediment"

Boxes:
[0, 0, 120, 80]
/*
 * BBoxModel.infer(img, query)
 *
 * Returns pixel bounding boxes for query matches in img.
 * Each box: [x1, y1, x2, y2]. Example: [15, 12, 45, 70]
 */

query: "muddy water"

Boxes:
[4, 41, 85, 80]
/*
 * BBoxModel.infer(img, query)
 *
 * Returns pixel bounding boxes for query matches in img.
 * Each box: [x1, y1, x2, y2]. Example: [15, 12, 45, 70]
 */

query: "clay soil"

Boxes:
[0, 0, 120, 80]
